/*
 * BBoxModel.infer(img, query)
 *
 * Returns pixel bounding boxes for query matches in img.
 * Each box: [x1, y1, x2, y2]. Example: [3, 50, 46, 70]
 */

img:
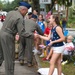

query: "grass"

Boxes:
[62, 62, 75, 75]
[39, 56, 75, 75]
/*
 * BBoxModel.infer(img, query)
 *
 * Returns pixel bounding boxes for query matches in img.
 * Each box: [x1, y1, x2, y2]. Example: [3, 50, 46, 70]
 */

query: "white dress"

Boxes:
[63, 42, 74, 55]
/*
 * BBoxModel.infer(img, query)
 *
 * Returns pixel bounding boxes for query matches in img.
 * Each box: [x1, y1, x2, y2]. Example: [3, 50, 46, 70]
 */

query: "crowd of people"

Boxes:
[0, 1, 75, 75]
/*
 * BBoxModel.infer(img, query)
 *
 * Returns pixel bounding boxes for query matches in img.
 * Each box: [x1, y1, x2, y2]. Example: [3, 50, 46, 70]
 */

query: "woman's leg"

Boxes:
[56, 54, 62, 75]
[46, 48, 53, 60]
[48, 53, 60, 75]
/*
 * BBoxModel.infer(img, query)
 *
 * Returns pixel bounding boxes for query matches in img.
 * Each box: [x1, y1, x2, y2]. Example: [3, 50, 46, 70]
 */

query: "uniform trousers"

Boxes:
[19, 36, 34, 63]
[0, 31, 15, 75]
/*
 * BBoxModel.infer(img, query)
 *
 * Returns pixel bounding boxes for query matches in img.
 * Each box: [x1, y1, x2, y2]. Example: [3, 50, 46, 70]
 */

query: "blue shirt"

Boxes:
[51, 26, 64, 47]
[37, 21, 45, 32]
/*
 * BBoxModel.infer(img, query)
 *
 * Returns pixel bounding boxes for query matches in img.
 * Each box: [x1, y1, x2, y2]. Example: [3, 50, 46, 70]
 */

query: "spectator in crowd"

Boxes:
[25, 12, 32, 19]
[1, 14, 6, 22]
[62, 17, 67, 31]
[33, 9, 38, 16]
[61, 35, 74, 62]
[34, 14, 45, 57]
[42, 21, 53, 61]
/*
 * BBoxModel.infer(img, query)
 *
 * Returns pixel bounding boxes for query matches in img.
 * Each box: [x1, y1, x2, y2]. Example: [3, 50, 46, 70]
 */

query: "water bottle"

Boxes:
[44, 50, 47, 57]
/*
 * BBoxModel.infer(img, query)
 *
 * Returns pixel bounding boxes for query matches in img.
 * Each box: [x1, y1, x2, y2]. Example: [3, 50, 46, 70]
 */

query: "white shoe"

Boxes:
[39, 45, 46, 49]
[40, 53, 44, 57]
[62, 60, 68, 65]
[33, 49, 39, 55]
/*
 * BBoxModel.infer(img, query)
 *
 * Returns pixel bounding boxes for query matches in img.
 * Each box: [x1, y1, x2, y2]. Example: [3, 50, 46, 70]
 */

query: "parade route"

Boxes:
[0, 61, 38, 75]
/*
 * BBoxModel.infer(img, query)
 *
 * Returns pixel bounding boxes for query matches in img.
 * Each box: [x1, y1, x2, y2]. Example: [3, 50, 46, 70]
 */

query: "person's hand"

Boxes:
[15, 34, 19, 41]
[34, 33, 39, 39]
[38, 35, 42, 38]
[48, 41, 53, 46]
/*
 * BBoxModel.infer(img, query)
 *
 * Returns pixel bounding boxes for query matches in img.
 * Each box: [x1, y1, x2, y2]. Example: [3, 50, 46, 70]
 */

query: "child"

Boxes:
[42, 21, 52, 60]
[61, 35, 74, 62]
[37, 14, 46, 57]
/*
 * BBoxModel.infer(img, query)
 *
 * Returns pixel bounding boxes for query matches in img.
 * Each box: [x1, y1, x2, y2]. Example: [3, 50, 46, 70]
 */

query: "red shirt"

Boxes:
[44, 27, 51, 35]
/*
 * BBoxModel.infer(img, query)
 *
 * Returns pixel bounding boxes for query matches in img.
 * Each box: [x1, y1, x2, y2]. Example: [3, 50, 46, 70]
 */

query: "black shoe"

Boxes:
[19, 60, 24, 66]
[27, 62, 33, 67]
[0, 64, 1, 66]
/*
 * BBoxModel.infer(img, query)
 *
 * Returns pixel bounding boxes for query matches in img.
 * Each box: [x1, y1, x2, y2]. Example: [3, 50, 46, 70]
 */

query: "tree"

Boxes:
[32, 0, 40, 13]
[2, 0, 23, 11]
[0, 1, 3, 10]
[55, 0, 72, 19]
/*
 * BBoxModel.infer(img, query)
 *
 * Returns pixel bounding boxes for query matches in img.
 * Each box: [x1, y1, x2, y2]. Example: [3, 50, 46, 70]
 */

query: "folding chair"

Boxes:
[63, 47, 75, 62]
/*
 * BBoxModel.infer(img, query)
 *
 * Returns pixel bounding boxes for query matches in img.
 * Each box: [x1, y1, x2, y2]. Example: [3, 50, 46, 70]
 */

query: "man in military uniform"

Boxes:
[0, 1, 37, 75]
[18, 14, 44, 66]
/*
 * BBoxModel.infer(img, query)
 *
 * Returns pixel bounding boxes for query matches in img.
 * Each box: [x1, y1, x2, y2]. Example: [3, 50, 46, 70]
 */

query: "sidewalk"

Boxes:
[0, 61, 38, 75]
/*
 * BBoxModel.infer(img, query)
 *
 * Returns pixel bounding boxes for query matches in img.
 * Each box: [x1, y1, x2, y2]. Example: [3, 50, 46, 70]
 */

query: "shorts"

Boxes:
[52, 46, 65, 53]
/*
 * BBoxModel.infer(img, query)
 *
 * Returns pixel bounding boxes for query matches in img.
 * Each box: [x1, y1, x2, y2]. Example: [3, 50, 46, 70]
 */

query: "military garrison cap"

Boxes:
[19, 1, 31, 9]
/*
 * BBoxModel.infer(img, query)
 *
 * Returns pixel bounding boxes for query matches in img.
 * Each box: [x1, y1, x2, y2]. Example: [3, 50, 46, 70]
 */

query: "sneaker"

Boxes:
[39, 44, 46, 49]
[62, 60, 68, 65]
[40, 53, 44, 57]
[33, 49, 41, 55]
[42, 57, 50, 61]
[19, 60, 24, 66]
[0, 63, 1, 66]
[27, 62, 33, 67]
[33, 49, 38, 54]
[42, 57, 47, 61]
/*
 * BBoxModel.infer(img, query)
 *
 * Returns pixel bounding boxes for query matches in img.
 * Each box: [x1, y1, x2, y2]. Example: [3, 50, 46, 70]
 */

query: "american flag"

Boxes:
[45, 11, 52, 19]
[65, 46, 74, 51]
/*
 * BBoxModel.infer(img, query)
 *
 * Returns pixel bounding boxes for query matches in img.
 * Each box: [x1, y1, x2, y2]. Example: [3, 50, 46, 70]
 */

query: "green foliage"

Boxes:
[57, 0, 72, 7]
[32, 0, 39, 9]
[67, 17, 75, 28]
[0, 1, 3, 10]
[67, 7, 75, 28]
[2, 2, 13, 12]
[46, 0, 72, 13]
[2, 0, 23, 12]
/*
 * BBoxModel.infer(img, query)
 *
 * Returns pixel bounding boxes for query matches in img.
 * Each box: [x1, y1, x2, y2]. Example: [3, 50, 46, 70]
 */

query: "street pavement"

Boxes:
[0, 61, 39, 75]
[0, 21, 3, 30]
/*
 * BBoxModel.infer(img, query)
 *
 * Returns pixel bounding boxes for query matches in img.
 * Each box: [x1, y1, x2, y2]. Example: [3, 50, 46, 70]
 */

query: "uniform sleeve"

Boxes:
[36, 23, 44, 35]
[17, 18, 34, 38]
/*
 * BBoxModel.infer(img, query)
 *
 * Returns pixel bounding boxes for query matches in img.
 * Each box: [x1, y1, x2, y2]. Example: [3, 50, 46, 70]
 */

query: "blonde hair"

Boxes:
[67, 35, 74, 40]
